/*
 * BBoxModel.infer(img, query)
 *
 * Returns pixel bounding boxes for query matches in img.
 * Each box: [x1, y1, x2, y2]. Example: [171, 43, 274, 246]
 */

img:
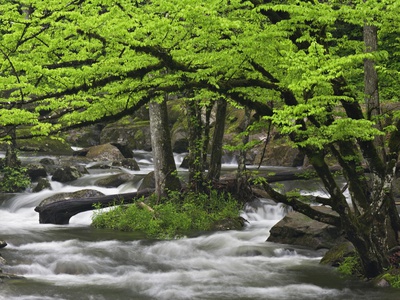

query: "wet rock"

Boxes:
[26, 163, 47, 181]
[39, 158, 58, 175]
[112, 158, 140, 171]
[0, 272, 25, 281]
[267, 207, 346, 250]
[179, 156, 189, 169]
[85, 143, 125, 161]
[37, 189, 105, 207]
[320, 241, 355, 267]
[33, 177, 52, 192]
[171, 127, 188, 153]
[0, 255, 6, 265]
[0, 240, 7, 249]
[95, 173, 135, 188]
[40, 158, 55, 166]
[138, 171, 155, 191]
[52, 166, 82, 183]
[211, 217, 247, 231]
[110, 143, 134, 158]
[374, 278, 391, 288]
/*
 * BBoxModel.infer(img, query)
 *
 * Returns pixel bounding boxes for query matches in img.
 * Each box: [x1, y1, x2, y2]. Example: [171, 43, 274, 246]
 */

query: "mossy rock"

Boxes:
[64, 124, 104, 147]
[95, 173, 135, 188]
[100, 117, 152, 151]
[211, 217, 247, 231]
[17, 137, 73, 155]
[320, 241, 355, 266]
[37, 189, 105, 207]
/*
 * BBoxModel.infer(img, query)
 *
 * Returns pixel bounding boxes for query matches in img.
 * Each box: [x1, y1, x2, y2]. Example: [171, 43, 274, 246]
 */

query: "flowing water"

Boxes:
[0, 152, 399, 300]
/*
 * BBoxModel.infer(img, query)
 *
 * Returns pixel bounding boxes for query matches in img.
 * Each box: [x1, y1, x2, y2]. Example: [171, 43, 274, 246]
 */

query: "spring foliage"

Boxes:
[0, 0, 398, 143]
[92, 191, 241, 239]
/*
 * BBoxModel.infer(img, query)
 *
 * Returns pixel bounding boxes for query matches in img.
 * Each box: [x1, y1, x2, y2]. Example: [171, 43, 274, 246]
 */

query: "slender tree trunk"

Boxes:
[236, 107, 251, 196]
[202, 104, 212, 173]
[149, 96, 181, 201]
[364, 25, 380, 120]
[208, 98, 227, 183]
[186, 100, 204, 191]
[5, 126, 20, 168]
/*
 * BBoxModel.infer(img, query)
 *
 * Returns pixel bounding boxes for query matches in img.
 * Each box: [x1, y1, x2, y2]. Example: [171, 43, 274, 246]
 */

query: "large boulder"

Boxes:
[267, 206, 346, 250]
[85, 143, 125, 161]
[138, 171, 155, 191]
[95, 173, 135, 188]
[26, 163, 47, 181]
[64, 124, 104, 147]
[0, 240, 7, 249]
[52, 166, 83, 183]
[100, 117, 152, 151]
[17, 137, 73, 155]
[111, 158, 140, 171]
[37, 189, 105, 207]
[320, 241, 356, 267]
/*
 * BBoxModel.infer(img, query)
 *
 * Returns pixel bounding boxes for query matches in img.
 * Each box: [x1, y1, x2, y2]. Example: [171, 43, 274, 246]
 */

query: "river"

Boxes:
[0, 151, 399, 300]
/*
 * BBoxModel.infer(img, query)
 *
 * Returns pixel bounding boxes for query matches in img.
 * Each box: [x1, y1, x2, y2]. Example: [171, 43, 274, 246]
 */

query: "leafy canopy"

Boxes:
[0, 0, 398, 150]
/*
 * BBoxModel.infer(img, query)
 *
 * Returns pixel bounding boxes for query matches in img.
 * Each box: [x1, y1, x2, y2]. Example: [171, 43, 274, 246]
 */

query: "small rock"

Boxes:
[52, 166, 82, 183]
[40, 158, 55, 165]
[26, 163, 48, 181]
[33, 177, 52, 192]
[0, 254, 6, 265]
[0, 241, 7, 249]
[112, 158, 140, 171]
[375, 278, 391, 288]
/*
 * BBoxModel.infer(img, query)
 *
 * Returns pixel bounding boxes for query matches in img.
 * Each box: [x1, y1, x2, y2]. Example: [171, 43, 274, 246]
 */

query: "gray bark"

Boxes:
[208, 99, 227, 182]
[149, 96, 181, 200]
[364, 25, 380, 119]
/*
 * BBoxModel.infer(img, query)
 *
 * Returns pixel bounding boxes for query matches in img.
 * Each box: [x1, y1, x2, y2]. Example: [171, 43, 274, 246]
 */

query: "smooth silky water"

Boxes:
[1, 152, 399, 300]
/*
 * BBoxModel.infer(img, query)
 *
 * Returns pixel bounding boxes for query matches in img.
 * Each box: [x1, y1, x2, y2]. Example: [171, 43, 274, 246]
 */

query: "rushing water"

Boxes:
[1, 152, 399, 300]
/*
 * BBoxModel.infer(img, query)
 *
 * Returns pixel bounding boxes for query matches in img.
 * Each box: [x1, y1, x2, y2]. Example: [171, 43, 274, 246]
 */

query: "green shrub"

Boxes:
[382, 272, 400, 288]
[0, 167, 31, 193]
[338, 255, 362, 277]
[91, 190, 241, 239]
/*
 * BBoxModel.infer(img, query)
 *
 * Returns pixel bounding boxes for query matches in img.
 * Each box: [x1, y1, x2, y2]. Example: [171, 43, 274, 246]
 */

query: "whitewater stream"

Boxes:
[0, 151, 399, 300]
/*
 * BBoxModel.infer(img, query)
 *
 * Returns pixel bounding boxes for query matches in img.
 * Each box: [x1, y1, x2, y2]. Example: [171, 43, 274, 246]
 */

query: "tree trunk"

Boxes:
[5, 127, 20, 168]
[236, 107, 251, 197]
[208, 98, 227, 183]
[364, 24, 380, 120]
[186, 100, 205, 191]
[149, 96, 181, 200]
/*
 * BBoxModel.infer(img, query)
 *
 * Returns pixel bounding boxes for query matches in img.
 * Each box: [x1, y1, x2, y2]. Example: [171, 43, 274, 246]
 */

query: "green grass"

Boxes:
[92, 190, 241, 239]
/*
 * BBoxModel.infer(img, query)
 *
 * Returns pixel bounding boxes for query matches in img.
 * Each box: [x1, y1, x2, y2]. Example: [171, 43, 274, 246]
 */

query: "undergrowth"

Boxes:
[0, 166, 31, 192]
[91, 190, 241, 239]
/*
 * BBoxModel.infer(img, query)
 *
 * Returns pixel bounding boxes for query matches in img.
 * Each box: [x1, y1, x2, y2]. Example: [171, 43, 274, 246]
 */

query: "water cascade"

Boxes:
[0, 152, 398, 300]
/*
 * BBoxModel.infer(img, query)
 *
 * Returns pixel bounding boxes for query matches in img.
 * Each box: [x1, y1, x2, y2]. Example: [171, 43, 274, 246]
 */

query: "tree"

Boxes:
[1, 0, 400, 279]
[242, 0, 400, 278]
[149, 95, 181, 200]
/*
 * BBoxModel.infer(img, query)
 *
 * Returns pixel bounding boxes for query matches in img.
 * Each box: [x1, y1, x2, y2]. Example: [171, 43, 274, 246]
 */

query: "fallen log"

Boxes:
[34, 188, 155, 225]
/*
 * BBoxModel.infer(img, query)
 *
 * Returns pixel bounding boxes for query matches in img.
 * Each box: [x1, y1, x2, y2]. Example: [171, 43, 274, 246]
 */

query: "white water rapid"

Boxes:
[0, 152, 399, 300]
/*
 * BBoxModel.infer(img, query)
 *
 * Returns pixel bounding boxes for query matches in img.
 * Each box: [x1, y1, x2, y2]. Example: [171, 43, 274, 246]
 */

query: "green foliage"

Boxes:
[91, 190, 241, 239]
[338, 255, 362, 277]
[0, 166, 31, 193]
[381, 272, 400, 288]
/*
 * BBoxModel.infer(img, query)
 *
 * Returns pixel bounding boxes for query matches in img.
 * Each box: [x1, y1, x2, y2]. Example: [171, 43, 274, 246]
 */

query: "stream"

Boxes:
[0, 151, 399, 300]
